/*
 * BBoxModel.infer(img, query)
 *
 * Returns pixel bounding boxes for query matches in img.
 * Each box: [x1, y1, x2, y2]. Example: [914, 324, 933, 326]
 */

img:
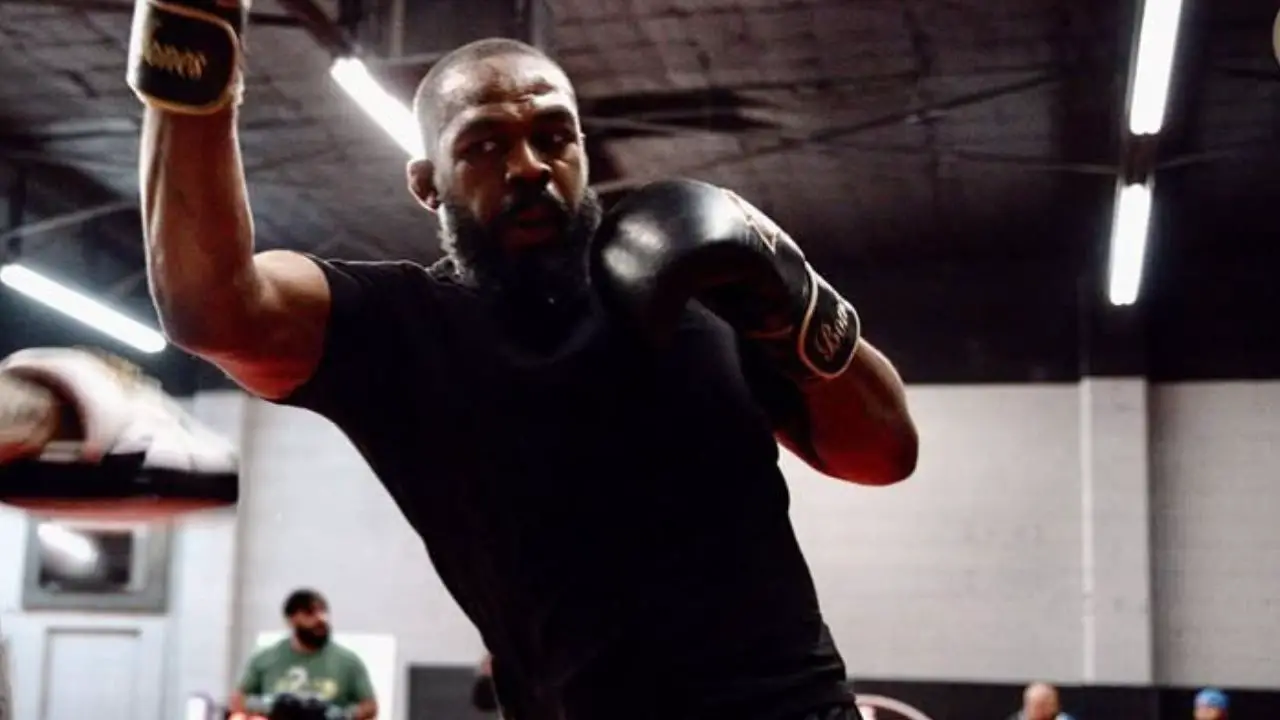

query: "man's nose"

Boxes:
[505, 141, 552, 187]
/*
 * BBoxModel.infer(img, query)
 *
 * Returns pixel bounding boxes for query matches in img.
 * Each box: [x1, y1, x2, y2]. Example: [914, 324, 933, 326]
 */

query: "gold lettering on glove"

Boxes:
[140, 18, 208, 81]
[814, 300, 852, 363]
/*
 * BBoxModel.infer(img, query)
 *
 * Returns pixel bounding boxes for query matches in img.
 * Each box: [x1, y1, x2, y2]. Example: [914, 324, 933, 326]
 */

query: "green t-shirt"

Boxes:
[238, 640, 374, 706]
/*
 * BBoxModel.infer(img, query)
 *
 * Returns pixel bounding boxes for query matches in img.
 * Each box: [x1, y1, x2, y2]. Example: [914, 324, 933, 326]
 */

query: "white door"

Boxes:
[6, 618, 166, 720]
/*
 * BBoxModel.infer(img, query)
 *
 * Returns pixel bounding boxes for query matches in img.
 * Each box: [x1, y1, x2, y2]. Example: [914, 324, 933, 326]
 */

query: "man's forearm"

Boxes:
[0, 372, 60, 463]
[786, 340, 918, 485]
[350, 699, 378, 720]
[140, 107, 258, 348]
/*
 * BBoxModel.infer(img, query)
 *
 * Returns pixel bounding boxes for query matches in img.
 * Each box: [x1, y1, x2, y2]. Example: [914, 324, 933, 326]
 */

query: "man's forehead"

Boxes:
[437, 54, 572, 109]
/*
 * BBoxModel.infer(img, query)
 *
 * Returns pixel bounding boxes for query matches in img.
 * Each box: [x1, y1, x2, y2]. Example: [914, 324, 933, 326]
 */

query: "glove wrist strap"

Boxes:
[127, 0, 245, 114]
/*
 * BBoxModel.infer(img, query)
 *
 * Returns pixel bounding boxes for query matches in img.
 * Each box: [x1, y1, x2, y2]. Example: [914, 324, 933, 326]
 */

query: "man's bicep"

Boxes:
[202, 249, 332, 400]
[350, 658, 377, 702]
[236, 658, 264, 694]
[267, 256, 429, 423]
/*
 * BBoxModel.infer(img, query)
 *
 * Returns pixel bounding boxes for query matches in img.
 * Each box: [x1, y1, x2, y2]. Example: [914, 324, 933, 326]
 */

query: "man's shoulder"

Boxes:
[317, 255, 475, 305]
[312, 255, 435, 282]
[249, 639, 292, 665]
[326, 643, 366, 666]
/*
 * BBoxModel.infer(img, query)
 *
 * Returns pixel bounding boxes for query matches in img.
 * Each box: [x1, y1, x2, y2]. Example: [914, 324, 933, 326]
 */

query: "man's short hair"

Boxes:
[1195, 688, 1229, 711]
[283, 588, 327, 617]
[412, 37, 562, 158]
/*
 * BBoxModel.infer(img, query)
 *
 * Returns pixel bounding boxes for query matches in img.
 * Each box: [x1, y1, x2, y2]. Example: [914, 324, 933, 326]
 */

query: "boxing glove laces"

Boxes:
[592, 178, 861, 382]
[127, 0, 248, 113]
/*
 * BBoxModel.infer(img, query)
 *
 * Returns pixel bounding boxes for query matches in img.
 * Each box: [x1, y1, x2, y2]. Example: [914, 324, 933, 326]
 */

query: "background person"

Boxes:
[231, 589, 377, 720]
[1194, 688, 1228, 720]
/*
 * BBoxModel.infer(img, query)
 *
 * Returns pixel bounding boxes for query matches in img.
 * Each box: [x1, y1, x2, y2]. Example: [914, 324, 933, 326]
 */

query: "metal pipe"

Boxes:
[0, 200, 134, 245]
[592, 72, 1064, 194]
[275, 0, 358, 56]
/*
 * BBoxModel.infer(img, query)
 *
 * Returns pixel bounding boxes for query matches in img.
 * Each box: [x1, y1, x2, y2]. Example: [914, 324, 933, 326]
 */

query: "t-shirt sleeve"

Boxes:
[275, 255, 435, 427]
[346, 653, 377, 704]
[236, 653, 265, 694]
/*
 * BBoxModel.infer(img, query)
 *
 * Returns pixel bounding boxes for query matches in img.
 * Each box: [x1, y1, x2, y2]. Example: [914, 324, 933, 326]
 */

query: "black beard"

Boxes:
[438, 189, 604, 346]
[294, 627, 330, 650]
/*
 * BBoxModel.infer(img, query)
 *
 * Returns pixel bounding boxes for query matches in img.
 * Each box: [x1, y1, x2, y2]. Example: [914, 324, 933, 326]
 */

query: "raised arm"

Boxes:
[592, 179, 919, 485]
[132, 2, 330, 399]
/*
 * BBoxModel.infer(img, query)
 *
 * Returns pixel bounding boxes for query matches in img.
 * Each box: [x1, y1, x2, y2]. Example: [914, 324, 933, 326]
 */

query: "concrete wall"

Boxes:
[1150, 382, 1280, 688]
[787, 384, 1088, 684]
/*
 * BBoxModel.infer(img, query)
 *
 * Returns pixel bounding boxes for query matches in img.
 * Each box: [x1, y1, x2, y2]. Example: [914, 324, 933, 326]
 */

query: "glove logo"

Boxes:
[815, 299, 852, 363]
[798, 272, 859, 379]
[139, 17, 208, 81]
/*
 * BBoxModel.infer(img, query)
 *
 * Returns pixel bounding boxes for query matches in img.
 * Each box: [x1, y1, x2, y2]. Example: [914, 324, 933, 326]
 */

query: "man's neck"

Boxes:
[290, 637, 321, 654]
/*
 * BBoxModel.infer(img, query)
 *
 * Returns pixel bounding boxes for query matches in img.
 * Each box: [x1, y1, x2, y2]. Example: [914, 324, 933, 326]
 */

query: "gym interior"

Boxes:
[0, 0, 1277, 719]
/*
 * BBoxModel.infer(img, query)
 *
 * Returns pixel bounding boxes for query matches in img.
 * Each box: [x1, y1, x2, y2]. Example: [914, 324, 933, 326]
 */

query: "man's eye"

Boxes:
[536, 131, 572, 151]
[468, 139, 500, 157]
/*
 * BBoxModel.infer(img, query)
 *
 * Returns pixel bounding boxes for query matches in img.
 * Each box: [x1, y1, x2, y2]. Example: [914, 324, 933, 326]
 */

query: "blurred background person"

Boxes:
[1008, 682, 1075, 720]
[1194, 688, 1229, 720]
[230, 589, 377, 719]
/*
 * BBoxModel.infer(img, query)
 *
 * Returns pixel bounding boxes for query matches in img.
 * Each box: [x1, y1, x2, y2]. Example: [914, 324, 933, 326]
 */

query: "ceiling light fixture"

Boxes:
[329, 57, 425, 158]
[0, 263, 167, 354]
[1127, 0, 1187, 136]
[1106, 181, 1154, 307]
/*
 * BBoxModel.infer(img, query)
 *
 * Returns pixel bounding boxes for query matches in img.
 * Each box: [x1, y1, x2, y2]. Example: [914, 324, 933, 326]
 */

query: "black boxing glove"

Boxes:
[127, 0, 247, 114]
[268, 694, 340, 720]
[266, 693, 305, 720]
[591, 178, 860, 383]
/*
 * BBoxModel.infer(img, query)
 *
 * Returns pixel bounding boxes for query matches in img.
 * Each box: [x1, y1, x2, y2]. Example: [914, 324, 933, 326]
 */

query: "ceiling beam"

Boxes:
[275, 0, 358, 56]
[0, 199, 134, 247]
[592, 72, 1064, 194]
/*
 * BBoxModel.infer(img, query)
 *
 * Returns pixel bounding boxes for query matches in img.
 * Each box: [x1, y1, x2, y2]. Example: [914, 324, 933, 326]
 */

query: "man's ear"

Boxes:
[407, 159, 439, 211]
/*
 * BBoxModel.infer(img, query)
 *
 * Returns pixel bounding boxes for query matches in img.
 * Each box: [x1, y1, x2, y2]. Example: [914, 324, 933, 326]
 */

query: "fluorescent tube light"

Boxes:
[1127, 0, 1187, 135]
[330, 57, 425, 158]
[0, 263, 167, 354]
[1107, 182, 1154, 306]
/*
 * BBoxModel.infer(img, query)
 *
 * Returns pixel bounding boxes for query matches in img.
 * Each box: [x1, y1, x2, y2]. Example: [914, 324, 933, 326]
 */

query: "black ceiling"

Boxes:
[0, 0, 1276, 387]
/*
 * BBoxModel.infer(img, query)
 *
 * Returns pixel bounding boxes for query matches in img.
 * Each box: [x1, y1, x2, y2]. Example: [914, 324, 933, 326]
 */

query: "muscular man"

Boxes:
[232, 589, 377, 720]
[17, 3, 917, 718]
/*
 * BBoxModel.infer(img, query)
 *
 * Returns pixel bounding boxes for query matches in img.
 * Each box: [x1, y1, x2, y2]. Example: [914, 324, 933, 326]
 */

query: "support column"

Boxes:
[163, 391, 249, 719]
[1079, 377, 1153, 684]
[1076, 255, 1154, 684]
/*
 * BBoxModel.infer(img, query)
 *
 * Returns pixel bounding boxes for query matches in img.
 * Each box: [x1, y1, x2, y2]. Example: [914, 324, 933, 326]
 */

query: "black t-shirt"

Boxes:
[278, 257, 854, 720]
